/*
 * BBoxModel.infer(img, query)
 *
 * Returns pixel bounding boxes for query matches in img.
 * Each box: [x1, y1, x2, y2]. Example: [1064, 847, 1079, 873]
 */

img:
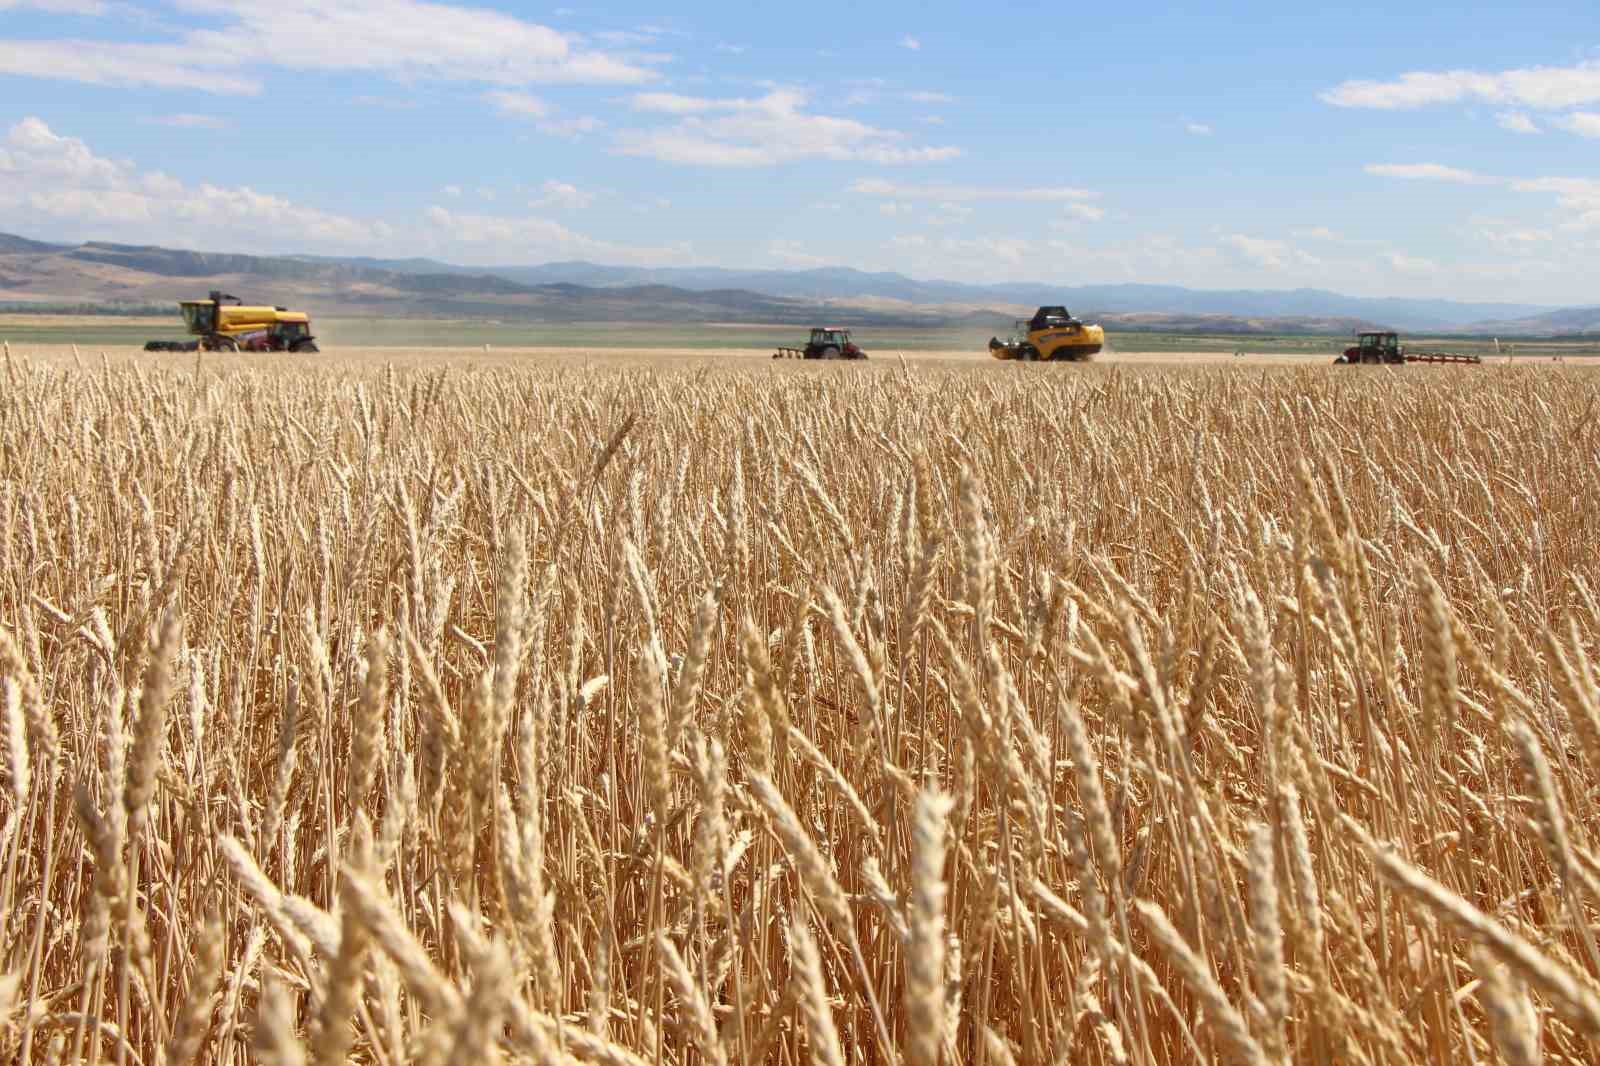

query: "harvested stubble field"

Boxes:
[1, 345, 1599, 1066]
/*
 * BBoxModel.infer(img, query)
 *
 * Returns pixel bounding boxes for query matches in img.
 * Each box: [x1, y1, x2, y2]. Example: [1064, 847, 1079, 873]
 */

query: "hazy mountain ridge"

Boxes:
[0, 231, 1585, 335]
[303, 255, 1555, 331]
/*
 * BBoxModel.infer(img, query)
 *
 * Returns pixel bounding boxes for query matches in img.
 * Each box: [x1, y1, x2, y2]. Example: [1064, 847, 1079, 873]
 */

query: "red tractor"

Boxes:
[773, 326, 868, 360]
[1334, 330, 1480, 366]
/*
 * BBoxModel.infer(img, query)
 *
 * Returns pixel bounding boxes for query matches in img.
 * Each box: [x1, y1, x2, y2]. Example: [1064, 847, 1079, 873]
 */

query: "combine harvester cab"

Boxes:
[146, 290, 320, 353]
[989, 306, 1104, 362]
[1333, 330, 1479, 366]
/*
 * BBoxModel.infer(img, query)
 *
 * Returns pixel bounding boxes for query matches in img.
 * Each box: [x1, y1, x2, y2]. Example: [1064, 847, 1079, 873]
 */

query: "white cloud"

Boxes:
[0, 0, 659, 94]
[1510, 177, 1600, 229]
[0, 0, 110, 9]
[767, 239, 830, 267]
[0, 0, 108, 10]
[487, 90, 602, 138]
[538, 115, 602, 138]
[422, 205, 687, 265]
[1222, 234, 1292, 269]
[1551, 112, 1600, 138]
[904, 90, 952, 104]
[0, 39, 261, 93]
[850, 178, 1096, 202]
[1364, 162, 1495, 184]
[529, 179, 593, 209]
[629, 92, 724, 115]
[1366, 161, 1600, 232]
[486, 90, 550, 118]
[1496, 111, 1539, 134]
[1322, 60, 1600, 111]
[878, 201, 911, 216]
[138, 113, 230, 130]
[899, 35, 921, 51]
[617, 89, 960, 166]
[918, 115, 946, 126]
[1385, 252, 1438, 275]
[926, 202, 972, 226]
[884, 232, 1030, 264]
[1473, 222, 1554, 254]
[1063, 203, 1104, 222]
[1291, 226, 1340, 241]
[441, 184, 463, 197]
[1185, 121, 1212, 135]
[0, 117, 382, 245]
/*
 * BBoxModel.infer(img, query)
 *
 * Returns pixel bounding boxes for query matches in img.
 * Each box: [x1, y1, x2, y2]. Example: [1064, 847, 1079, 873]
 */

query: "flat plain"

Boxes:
[1, 342, 1598, 1066]
[6, 313, 1599, 360]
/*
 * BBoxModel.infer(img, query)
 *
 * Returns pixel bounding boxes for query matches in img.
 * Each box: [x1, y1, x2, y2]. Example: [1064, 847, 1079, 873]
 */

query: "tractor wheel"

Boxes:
[820, 346, 841, 360]
[208, 337, 239, 353]
[291, 341, 320, 354]
[1020, 345, 1040, 362]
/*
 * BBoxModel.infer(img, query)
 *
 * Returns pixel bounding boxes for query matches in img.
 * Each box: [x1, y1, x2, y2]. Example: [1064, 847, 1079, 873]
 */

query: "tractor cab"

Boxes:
[1340, 330, 1403, 365]
[803, 327, 865, 359]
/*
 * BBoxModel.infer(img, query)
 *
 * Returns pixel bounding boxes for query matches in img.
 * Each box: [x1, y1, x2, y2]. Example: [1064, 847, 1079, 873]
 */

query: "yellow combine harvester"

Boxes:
[988, 305, 1104, 362]
[144, 290, 319, 352]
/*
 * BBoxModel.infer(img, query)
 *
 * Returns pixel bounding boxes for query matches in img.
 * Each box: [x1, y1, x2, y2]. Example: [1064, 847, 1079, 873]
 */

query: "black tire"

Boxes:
[820, 346, 840, 360]
[291, 340, 320, 354]
[207, 337, 238, 353]
[1020, 345, 1040, 362]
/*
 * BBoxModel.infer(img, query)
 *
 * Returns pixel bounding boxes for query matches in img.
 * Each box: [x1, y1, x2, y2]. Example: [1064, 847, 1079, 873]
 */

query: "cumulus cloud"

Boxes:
[767, 239, 830, 266]
[0, 0, 659, 94]
[0, 40, 261, 93]
[1185, 121, 1212, 135]
[1496, 111, 1539, 134]
[487, 90, 602, 137]
[486, 90, 550, 118]
[0, 117, 382, 245]
[139, 113, 230, 129]
[1509, 176, 1600, 229]
[899, 36, 921, 51]
[904, 90, 953, 104]
[1221, 233, 1317, 270]
[422, 205, 687, 264]
[0, 0, 109, 10]
[1322, 60, 1600, 110]
[1363, 162, 1495, 184]
[1362, 162, 1600, 232]
[850, 178, 1096, 202]
[1551, 112, 1600, 138]
[617, 89, 960, 166]
[529, 179, 594, 209]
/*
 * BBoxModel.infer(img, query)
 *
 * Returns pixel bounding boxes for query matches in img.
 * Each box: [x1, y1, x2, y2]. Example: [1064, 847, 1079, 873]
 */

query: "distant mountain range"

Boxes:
[4, 231, 1596, 335]
[301, 255, 1565, 332]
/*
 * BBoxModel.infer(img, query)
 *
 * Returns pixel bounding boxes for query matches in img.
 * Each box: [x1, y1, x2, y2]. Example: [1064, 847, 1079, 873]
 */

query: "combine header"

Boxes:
[1334, 330, 1479, 366]
[144, 290, 320, 353]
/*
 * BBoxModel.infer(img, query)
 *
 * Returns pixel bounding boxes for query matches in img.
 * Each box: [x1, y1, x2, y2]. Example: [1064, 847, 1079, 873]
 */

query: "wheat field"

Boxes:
[1, 346, 1598, 1065]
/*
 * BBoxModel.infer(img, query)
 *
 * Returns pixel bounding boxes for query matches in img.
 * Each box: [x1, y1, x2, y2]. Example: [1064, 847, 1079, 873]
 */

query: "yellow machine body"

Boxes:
[180, 301, 311, 339]
[988, 306, 1104, 362]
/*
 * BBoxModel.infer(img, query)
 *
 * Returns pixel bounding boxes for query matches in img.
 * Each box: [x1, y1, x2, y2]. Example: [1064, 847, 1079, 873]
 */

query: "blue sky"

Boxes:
[1, 0, 1598, 303]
